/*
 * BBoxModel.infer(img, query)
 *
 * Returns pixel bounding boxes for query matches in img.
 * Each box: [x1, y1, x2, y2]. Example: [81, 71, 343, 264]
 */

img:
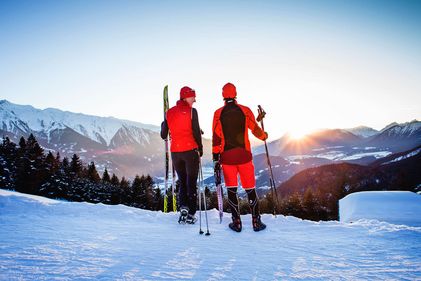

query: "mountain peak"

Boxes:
[345, 126, 378, 138]
[0, 100, 160, 146]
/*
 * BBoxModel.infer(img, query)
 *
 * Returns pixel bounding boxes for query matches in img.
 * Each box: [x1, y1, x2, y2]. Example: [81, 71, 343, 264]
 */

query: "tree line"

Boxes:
[0, 134, 163, 210]
[1, 134, 332, 221]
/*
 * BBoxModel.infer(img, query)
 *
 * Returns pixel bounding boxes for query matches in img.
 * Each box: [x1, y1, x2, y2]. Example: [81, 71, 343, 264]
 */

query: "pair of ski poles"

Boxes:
[198, 157, 210, 235]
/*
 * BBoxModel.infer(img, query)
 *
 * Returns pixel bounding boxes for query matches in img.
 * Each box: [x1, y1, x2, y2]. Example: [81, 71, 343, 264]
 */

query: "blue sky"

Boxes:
[1, 0, 420, 139]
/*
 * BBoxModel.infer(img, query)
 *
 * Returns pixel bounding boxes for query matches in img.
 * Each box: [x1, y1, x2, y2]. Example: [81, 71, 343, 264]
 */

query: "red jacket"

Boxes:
[212, 100, 266, 165]
[162, 100, 202, 153]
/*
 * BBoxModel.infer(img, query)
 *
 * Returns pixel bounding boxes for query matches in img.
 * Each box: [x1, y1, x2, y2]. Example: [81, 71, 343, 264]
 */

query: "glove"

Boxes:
[198, 147, 203, 157]
[213, 153, 220, 162]
[263, 131, 268, 140]
[213, 160, 221, 172]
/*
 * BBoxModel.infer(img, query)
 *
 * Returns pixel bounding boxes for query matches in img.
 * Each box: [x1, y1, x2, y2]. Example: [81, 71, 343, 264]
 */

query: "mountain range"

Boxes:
[1, 99, 419, 184]
[0, 99, 211, 178]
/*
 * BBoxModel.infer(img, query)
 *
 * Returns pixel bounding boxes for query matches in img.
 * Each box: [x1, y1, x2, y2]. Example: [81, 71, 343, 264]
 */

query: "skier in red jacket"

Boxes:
[212, 83, 267, 232]
[161, 86, 203, 224]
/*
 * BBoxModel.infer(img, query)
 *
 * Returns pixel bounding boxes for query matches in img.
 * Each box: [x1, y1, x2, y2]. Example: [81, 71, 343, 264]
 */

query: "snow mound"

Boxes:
[339, 191, 421, 226]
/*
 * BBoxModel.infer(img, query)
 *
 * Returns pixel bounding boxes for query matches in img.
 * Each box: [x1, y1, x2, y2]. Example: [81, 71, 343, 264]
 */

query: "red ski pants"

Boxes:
[222, 161, 256, 189]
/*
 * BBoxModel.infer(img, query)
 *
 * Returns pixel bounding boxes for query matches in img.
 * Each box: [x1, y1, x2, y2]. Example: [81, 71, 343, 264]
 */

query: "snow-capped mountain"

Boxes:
[0, 99, 159, 146]
[367, 119, 421, 149]
[0, 99, 213, 178]
[344, 126, 378, 138]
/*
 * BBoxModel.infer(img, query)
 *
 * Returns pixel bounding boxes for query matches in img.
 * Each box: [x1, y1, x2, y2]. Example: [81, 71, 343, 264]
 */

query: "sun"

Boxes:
[286, 128, 313, 140]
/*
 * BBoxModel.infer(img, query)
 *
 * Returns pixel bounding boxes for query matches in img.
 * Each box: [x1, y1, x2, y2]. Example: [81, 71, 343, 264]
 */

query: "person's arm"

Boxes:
[244, 106, 268, 141]
[161, 119, 169, 140]
[192, 108, 203, 156]
[212, 109, 222, 161]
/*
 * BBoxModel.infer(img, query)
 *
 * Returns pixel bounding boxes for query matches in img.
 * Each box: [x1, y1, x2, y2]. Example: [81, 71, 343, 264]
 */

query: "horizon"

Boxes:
[2, 98, 419, 142]
[1, 0, 420, 139]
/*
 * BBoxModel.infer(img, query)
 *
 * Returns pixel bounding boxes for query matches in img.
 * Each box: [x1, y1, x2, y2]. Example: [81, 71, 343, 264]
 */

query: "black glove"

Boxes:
[198, 147, 203, 157]
[213, 160, 221, 172]
[213, 153, 221, 171]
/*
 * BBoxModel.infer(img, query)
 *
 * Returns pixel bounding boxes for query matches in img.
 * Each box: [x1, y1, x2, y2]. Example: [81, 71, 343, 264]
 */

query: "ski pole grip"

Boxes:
[256, 105, 266, 122]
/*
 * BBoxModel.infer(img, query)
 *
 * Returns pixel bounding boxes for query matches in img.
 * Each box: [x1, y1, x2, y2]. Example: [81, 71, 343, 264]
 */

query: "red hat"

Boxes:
[222, 83, 237, 99]
[180, 86, 196, 99]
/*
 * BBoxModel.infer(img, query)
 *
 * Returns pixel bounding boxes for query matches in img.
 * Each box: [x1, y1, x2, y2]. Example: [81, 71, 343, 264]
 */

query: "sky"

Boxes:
[1, 0, 420, 140]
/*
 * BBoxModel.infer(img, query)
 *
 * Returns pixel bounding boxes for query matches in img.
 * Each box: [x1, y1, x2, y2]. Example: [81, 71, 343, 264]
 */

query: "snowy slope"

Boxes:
[0, 99, 159, 145]
[1, 190, 421, 280]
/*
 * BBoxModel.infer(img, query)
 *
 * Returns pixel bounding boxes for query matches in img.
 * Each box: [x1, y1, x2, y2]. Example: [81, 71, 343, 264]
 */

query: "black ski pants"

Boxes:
[171, 149, 199, 215]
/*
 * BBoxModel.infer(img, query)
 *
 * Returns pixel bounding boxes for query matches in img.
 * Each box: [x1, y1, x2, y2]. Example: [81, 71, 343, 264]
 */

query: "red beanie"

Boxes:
[180, 86, 196, 99]
[222, 83, 237, 99]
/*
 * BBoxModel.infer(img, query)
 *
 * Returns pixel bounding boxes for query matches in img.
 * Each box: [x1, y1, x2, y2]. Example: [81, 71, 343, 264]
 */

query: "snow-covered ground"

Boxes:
[1, 189, 421, 280]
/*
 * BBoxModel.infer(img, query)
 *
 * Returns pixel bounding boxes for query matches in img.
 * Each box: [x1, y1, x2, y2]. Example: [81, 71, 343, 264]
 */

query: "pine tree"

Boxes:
[120, 176, 131, 204]
[303, 188, 317, 220]
[131, 175, 144, 208]
[70, 154, 82, 178]
[87, 162, 101, 183]
[285, 192, 303, 218]
[110, 173, 120, 186]
[15, 135, 46, 194]
[0, 137, 17, 189]
[61, 157, 70, 176]
[102, 168, 111, 183]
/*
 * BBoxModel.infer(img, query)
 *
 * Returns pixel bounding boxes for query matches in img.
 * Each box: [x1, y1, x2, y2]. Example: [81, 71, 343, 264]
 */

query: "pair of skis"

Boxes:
[163, 85, 177, 213]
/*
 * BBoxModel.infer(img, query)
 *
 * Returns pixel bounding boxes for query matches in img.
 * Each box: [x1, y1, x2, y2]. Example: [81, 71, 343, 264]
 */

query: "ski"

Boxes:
[214, 160, 223, 223]
[163, 85, 177, 213]
[163, 85, 169, 213]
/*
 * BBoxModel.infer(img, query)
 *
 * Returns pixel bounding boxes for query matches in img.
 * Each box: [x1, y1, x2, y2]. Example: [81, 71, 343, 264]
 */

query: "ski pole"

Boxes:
[171, 163, 177, 212]
[199, 159, 210, 235]
[197, 153, 204, 234]
[257, 105, 280, 216]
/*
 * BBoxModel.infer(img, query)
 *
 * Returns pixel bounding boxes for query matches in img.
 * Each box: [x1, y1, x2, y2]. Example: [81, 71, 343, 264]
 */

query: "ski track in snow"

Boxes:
[1, 190, 421, 280]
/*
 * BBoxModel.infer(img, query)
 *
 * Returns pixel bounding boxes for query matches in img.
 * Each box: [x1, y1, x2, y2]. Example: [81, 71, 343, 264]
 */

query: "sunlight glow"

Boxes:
[286, 128, 314, 140]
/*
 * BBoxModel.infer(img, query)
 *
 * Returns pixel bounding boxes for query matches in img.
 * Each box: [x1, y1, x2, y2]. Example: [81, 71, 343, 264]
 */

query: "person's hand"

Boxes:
[213, 153, 221, 170]
[198, 147, 203, 157]
[262, 131, 268, 140]
[213, 160, 221, 172]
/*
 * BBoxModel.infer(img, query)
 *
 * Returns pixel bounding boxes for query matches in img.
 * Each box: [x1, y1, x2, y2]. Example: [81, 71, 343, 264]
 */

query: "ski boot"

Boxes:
[186, 214, 197, 224]
[252, 215, 266, 232]
[229, 217, 242, 232]
[178, 207, 189, 224]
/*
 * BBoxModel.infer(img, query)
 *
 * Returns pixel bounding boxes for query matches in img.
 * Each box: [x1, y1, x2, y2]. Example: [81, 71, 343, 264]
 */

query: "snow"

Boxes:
[339, 191, 421, 226]
[1, 189, 421, 280]
[382, 148, 421, 165]
[341, 151, 392, 161]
